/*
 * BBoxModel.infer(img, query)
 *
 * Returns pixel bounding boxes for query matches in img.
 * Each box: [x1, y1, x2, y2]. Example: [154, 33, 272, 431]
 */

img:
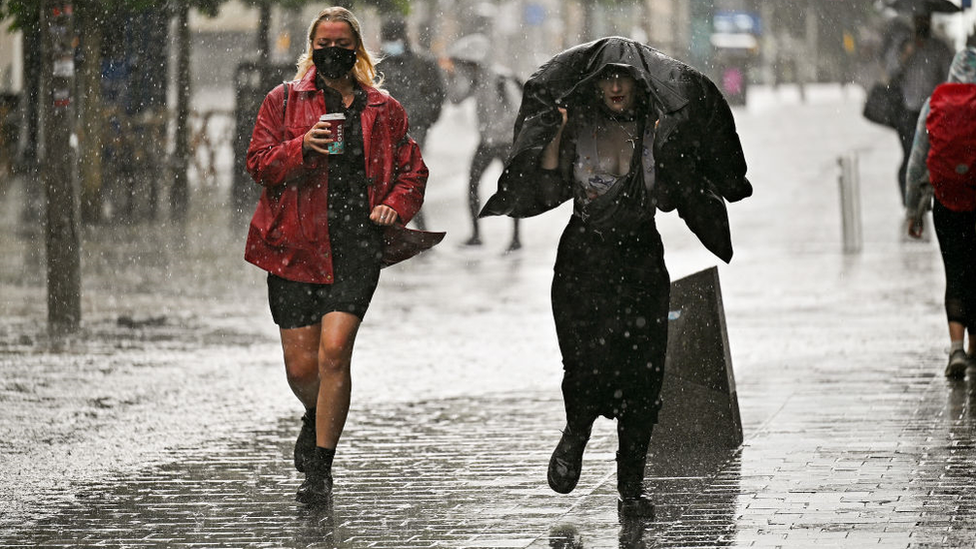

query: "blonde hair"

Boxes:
[295, 7, 382, 87]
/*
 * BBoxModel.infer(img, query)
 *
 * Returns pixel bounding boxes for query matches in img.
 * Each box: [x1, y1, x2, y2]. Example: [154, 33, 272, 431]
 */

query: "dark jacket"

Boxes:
[377, 49, 446, 132]
[480, 37, 752, 262]
[245, 67, 428, 284]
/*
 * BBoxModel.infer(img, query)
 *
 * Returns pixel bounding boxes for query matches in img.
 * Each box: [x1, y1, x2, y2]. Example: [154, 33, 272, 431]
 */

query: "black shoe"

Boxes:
[294, 408, 316, 472]
[464, 235, 482, 246]
[295, 471, 333, 506]
[617, 494, 655, 518]
[296, 447, 333, 506]
[506, 239, 522, 252]
[547, 425, 590, 494]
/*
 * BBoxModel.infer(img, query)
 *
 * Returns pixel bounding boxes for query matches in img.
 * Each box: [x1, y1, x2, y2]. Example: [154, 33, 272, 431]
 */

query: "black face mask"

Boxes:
[313, 46, 357, 79]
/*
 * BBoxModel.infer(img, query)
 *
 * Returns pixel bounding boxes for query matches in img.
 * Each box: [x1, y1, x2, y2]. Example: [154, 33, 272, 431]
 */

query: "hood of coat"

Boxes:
[507, 37, 696, 165]
[524, 37, 691, 116]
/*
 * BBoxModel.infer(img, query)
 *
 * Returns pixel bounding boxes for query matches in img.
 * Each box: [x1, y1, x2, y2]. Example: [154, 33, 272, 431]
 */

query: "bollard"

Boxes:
[838, 152, 863, 253]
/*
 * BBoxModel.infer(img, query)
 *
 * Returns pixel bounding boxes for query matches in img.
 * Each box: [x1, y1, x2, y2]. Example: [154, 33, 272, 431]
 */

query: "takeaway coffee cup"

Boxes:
[319, 113, 345, 154]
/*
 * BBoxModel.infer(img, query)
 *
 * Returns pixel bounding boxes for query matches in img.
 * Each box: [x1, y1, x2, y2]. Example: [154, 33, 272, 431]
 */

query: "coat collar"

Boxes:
[292, 66, 386, 106]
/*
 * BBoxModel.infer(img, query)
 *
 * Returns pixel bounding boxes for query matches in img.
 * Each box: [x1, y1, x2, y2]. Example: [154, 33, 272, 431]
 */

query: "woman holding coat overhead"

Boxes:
[480, 37, 752, 518]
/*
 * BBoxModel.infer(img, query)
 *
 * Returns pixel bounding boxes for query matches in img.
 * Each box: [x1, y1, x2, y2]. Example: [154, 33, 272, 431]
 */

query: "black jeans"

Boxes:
[468, 140, 519, 240]
[933, 199, 976, 333]
[895, 109, 921, 207]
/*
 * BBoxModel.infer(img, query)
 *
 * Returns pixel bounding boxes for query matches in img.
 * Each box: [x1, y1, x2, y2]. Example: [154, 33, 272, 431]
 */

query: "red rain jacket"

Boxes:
[244, 67, 428, 283]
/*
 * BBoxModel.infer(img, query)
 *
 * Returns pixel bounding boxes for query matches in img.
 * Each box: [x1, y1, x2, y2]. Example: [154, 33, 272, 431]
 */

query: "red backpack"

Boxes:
[925, 83, 976, 212]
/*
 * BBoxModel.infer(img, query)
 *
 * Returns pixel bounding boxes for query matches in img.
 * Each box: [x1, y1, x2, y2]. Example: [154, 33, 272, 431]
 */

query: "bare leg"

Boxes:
[280, 324, 321, 409]
[950, 321, 966, 347]
[509, 218, 522, 251]
[315, 311, 361, 449]
[466, 141, 492, 245]
[948, 322, 976, 358]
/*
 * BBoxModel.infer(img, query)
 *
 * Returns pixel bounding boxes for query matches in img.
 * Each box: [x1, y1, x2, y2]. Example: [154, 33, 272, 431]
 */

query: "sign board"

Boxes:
[524, 3, 545, 27]
[648, 267, 743, 469]
[713, 10, 762, 36]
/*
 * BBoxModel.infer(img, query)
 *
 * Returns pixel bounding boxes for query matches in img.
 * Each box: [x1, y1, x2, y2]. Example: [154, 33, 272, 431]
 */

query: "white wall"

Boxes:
[0, 21, 22, 93]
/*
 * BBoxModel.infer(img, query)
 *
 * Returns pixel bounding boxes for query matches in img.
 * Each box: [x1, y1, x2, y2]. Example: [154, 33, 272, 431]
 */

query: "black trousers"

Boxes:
[469, 140, 519, 239]
[551, 216, 669, 459]
[895, 109, 921, 207]
[933, 199, 976, 333]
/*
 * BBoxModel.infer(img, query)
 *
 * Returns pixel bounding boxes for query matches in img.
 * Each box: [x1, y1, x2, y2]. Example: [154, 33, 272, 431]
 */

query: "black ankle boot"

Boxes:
[616, 451, 654, 519]
[296, 447, 334, 505]
[547, 424, 591, 494]
[294, 407, 316, 472]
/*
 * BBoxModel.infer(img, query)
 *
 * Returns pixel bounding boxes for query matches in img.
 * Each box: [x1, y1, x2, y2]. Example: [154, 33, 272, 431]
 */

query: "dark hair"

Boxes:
[585, 65, 649, 122]
[381, 18, 407, 42]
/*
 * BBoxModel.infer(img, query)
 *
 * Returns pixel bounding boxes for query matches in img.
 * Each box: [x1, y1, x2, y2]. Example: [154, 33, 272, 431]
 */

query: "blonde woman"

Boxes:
[244, 7, 428, 505]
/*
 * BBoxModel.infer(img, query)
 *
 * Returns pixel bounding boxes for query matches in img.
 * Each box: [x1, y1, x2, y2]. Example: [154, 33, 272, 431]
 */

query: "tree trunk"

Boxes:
[171, 0, 190, 222]
[41, 0, 82, 335]
[258, 1, 271, 70]
[20, 11, 44, 229]
[583, 1, 596, 42]
[76, 0, 105, 224]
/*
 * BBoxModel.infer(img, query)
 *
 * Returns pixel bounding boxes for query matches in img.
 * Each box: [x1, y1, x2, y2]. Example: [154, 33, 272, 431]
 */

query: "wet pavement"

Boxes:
[2, 84, 976, 548]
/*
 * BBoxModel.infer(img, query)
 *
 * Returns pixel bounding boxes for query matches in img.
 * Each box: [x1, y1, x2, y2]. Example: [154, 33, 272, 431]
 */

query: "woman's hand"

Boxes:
[906, 214, 924, 239]
[540, 106, 569, 170]
[438, 57, 455, 74]
[370, 204, 399, 226]
[302, 121, 335, 156]
[556, 106, 568, 128]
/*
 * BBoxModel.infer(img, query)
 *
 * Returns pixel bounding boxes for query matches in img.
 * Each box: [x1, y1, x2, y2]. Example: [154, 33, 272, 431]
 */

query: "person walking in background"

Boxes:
[480, 37, 751, 518]
[905, 48, 976, 379]
[244, 7, 428, 505]
[442, 33, 522, 251]
[376, 16, 445, 231]
[885, 12, 953, 205]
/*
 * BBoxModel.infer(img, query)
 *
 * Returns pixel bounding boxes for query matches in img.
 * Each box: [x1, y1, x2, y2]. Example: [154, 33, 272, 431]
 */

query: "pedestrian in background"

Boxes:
[885, 13, 953, 205]
[480, 37, 751, 518]
[244, 6, 428, 505]
[376, 16, 445, 230]
[905, 47, 976, 379]
[442, 33, 522, 251]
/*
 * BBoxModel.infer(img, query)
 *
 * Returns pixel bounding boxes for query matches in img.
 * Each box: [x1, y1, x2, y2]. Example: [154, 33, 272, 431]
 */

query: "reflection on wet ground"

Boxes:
[10, 363, 963, 549]
[3, 394, 587, 547]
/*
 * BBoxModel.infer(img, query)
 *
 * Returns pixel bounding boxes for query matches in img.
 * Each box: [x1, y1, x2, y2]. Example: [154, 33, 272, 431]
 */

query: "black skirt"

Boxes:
[551, 215, 670, 422]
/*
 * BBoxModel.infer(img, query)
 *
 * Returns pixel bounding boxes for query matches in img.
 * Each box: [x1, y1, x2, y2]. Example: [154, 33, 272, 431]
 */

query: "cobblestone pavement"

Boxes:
[3, 85, 976, 548]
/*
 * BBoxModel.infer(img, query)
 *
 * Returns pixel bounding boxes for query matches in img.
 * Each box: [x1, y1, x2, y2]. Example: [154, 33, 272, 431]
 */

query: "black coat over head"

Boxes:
[481, 37, 752, 263]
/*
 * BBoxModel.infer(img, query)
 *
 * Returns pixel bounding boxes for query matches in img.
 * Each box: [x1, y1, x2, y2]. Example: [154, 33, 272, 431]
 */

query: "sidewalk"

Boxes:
[2, 84, 975, 548]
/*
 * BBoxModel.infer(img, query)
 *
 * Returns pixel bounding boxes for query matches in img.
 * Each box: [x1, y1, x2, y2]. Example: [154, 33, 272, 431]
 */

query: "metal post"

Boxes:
[838, 152, 862, 254]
